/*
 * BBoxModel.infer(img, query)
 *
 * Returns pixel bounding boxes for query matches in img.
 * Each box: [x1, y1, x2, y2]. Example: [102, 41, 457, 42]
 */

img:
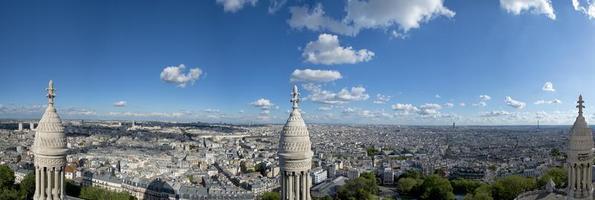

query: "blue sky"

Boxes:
[1, 0, 595, 125]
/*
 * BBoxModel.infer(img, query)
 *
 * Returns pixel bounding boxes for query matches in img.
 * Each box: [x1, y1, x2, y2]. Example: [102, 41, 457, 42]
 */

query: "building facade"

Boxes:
[279, 85, 313, 200]
[33, 80, 68, 200]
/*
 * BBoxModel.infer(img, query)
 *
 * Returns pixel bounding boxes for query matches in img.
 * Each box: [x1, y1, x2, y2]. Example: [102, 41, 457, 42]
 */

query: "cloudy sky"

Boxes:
[1, 0, 595, 125]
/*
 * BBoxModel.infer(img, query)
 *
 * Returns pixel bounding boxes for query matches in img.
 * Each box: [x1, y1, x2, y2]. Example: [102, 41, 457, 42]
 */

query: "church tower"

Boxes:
[279, 85, 313, 200]
[567, 95, 593, 200]
[33, 80, 68, 200]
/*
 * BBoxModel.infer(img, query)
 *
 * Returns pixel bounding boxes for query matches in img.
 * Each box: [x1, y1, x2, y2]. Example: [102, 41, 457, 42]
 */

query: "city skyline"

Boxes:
[1, 0, 595, 125]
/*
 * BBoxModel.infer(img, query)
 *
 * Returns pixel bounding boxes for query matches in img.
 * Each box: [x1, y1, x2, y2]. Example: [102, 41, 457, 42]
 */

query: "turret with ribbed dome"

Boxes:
[567, 95, 593, 200]
[32, 80, 67, 200]
[279, 85, 313, 200]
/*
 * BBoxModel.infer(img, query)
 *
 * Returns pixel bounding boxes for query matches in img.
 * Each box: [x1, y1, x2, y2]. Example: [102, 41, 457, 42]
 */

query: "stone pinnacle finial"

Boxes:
[291, 85, 300, 109]
[577, 94, 585, 116]
[47, 80, 56, 105]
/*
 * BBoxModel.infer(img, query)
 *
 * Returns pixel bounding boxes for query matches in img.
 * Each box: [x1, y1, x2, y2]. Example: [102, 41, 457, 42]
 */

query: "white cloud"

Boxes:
[473, 101, 487, 107]
[572, 0, 595, 19]
[61, 107, 97, 116]
[444, 102, 454, 108]
[302, 84, 369, 104]
[435, 94, 441, 98]
[542, 81, 555, 92]
[342, 107, 356, 114]
[479, 95, 492, 101]
[373, 94, 391, 104]
[268, 0, 287, 14]
[318, 106, 332, 111]
[291, 69, 342, 82]
[392, 103, 418, 113]
[505, 96, 526, 109]
[417, 103, 442, 116]
[113, 101, 127, 107]
[0, 104, 46, 115]
[472, 95, 492, 106]
[288, 0, 455, 37]
[336, 86, 370, 101]
[534, 99, 562, 105]
[500, 0, 556, 20]
[216, 0, 258, 13]
[204, 108, 221, 113]
[288, 4, 357, 36]
[160, 64, 203, 87]
[480, 110, 511, 117]
[251, 98, 274, 110]
[459, 102, 466, 107]
[108, 111, 187, 118]
[302, 34, 374, 65]
[391, 103, 442, 116]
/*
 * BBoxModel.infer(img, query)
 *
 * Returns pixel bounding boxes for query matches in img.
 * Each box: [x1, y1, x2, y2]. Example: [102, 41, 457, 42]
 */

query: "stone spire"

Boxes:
[567, 95, 593, 200]
[279, 85, 313, 200]
[33, 80, 67, 200]
[578, 94, 585, 117]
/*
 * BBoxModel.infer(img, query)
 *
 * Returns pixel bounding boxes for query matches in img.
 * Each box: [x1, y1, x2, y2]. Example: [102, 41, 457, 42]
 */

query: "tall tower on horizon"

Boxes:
[279, 85, 313, 200]
[33, 80, 68, 200]
[567, 95, 593, 200]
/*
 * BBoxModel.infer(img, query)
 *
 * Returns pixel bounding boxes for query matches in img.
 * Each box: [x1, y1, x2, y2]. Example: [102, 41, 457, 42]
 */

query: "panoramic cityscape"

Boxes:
[1, 0, 595, 200]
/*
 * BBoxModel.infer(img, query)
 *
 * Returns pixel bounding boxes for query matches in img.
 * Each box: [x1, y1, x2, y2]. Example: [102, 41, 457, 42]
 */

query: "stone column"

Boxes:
[589, 165, 593, 191]
[293, 172, 301, 200]
[60, 168, 64, 200]
[40, 168, 46, 200]
[34, 167, 40, 200]
[281, 172, 286, 200]
[288, 173, 293, 200]
[568, 164, 574, 190]
[306, 173, 312, 200]
[572, 164, 578, 191]
[301, 171, 306, 200]
[46, 168, 53, 200]
[585, 164, 588, 191]
[53, 168, 59, 199]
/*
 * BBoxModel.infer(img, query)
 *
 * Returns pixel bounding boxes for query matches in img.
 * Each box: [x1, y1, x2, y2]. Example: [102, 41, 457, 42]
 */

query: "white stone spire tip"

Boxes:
[577, 94, 585, 117]
[291, 85, 300, 109]
[47, 80, 56, 105]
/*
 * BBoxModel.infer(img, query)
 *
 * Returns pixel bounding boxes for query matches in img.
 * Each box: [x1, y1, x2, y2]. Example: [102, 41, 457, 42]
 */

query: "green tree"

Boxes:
[419, 175, 455, 200]
[399, 170, 422, 180]
[261, 192, 280, 200]
[337, 172, 379, 200]
[537, 167, 567, 189]
[313, 197, 333, 200]
[464, 184, 493, 200]
[366, 148, 379, 157]
[0, 188, 18, 200]
[79, 186, 134, 200]
[550, 148, 561, 157]
[450, 179, 483, 194]
[65, 180, 81, 197]
[17, 172, 35, 200]
[397, 177, 421, 195]
[0, 165, 15, 189]
[492, 176, 536, 200]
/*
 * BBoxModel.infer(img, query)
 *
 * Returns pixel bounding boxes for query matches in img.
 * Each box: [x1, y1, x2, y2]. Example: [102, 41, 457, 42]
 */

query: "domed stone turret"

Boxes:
[33, 80, 67, 200]
[567, 95, 593, 200]
[279, 85, 313, 200]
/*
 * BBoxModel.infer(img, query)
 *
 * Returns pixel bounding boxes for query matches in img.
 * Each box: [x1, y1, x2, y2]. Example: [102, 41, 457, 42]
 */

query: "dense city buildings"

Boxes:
[1, 83, 593, 200]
